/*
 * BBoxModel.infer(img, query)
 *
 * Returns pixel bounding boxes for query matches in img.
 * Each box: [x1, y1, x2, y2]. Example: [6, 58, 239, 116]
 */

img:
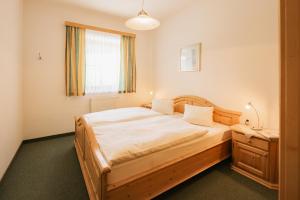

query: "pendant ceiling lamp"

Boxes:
[125, 0, 160, 31]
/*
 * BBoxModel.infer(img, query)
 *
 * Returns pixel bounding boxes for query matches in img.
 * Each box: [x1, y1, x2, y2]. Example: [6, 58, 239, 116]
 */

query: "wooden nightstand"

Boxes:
[231, 124, 279, 189]
[141, 103, 152, 109]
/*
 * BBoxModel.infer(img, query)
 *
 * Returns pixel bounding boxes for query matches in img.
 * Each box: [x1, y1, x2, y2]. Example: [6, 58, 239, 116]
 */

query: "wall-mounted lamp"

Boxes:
[245, 102, 263, 131]
[149, 91, 154, 96]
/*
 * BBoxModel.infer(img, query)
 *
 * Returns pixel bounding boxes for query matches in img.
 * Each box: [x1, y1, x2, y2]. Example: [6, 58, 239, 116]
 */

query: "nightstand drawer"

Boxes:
[233, 141, 269, 179]
[232, 131, 269, 151]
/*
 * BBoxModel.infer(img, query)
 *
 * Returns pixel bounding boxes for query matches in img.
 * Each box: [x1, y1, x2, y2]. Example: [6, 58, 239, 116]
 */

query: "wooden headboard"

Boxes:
[173, 95, 241, 126]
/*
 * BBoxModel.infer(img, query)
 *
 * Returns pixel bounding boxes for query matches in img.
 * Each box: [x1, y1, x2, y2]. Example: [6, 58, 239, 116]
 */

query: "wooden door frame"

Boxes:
[280, 0, 300, 199]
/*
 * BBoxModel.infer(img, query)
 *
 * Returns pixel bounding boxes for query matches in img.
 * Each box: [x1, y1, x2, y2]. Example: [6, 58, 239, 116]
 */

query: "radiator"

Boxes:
[89, 95, 120, 112]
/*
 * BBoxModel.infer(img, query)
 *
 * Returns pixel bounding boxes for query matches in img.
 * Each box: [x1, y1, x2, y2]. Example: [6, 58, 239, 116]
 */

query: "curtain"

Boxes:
[85, 30, 121, 94]
[65, 26, 86, 96]
[119, 35, 136, 93]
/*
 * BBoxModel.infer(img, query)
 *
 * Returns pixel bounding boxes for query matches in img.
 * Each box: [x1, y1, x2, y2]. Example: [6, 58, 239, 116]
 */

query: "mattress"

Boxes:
[106, 122, 231, 190]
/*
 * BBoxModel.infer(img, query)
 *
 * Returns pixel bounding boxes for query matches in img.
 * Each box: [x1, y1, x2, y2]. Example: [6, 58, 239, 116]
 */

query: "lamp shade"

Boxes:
[125, 10, 160, 31]
[245, 102, 252, 110]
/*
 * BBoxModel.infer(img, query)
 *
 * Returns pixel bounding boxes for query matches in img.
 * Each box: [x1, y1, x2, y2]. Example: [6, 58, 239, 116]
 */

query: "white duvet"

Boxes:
[84, 107, 161, 126]
[92, 115, 208, 165]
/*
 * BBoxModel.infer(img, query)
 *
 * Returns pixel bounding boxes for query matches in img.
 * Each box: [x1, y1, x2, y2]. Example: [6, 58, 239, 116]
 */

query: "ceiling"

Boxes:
[53, 0, 194, 19]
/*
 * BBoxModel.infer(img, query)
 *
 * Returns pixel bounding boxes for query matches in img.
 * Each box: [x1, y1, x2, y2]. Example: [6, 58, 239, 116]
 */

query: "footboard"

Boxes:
[106, 140, 232, 199]
[75, 117, 111, 200]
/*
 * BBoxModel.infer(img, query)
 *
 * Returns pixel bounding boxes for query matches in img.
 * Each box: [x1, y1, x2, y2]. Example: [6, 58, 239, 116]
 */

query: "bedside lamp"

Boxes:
[245, 102, 263, 131]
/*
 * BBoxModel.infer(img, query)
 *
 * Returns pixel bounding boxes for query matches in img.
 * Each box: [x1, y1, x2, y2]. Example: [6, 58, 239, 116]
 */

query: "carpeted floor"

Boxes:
[0, 134, 278, 200]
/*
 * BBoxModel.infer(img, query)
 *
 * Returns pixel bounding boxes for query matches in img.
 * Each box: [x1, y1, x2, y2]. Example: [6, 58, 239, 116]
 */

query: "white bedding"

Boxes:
[92, 114, 208, 165]
[84, 107, 161, 126]
[107, 123, 231, 189]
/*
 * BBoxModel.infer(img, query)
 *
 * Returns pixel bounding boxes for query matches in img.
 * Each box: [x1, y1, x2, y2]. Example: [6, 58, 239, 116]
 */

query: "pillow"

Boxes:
[151, 99, 174, 115]
[183, 104, 214, 127]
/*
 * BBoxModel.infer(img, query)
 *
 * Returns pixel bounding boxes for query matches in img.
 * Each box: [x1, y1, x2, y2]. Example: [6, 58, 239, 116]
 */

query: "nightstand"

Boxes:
[231, 124, 279, 189]
[141, 103, 152, 109]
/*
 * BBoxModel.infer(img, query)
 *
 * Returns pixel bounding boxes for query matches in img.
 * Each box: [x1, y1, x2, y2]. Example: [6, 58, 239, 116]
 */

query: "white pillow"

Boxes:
[183, 104, 214, 127]
[151, 99, 174, 115]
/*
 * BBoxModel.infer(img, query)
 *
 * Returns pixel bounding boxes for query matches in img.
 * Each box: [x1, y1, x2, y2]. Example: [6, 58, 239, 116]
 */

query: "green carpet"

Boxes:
[0, 134, 277, 200]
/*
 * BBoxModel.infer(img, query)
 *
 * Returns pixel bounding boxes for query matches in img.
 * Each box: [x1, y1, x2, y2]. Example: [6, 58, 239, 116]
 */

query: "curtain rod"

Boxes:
[64, 21, 136, 37]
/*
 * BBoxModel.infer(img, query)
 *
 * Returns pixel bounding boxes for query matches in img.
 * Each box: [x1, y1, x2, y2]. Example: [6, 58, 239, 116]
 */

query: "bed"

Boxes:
[74, 96, 241, 200]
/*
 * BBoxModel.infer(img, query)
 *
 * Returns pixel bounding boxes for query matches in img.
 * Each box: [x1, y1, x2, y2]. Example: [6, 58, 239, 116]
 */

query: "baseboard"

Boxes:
[23, 132, 75, 144]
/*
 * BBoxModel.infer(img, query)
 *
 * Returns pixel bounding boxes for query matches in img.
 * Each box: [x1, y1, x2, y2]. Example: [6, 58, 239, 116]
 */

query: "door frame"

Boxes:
[280, 0, 300, 199]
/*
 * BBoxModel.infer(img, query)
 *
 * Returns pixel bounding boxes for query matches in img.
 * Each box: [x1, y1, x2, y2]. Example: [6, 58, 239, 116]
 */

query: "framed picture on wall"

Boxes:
[180, 43, 201, 72]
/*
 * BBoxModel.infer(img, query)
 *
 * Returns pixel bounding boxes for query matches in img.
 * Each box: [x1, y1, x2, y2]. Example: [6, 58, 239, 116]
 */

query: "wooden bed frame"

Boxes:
[74, 96, 241, 200]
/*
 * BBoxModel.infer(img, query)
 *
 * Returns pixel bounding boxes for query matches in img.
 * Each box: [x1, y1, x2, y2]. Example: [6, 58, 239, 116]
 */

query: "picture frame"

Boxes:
[180, 43, 201, 72]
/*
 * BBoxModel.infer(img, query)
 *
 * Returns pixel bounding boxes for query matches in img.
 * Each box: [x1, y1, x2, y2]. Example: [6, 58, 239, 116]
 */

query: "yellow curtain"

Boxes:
[65, 26, 86, 96]
[119, 35, 136, 93]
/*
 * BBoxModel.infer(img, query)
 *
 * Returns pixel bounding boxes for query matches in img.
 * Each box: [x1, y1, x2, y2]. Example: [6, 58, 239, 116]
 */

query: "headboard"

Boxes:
[173, 95, 241, 126]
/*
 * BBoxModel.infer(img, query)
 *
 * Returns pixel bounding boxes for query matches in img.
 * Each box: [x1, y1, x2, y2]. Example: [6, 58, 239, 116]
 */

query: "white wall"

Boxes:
[23, 0, 154, 139]
[0, 0, 23, 179]
[153, 0, 280, 129]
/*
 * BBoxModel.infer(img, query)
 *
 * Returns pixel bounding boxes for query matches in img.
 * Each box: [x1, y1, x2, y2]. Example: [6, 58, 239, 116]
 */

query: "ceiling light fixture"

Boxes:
[125, 0, 160, 31]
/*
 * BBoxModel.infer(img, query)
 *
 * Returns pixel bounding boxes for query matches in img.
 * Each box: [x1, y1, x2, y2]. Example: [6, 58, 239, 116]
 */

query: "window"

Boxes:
[65, 23, 136, 97]
[85, 30, 121, 94]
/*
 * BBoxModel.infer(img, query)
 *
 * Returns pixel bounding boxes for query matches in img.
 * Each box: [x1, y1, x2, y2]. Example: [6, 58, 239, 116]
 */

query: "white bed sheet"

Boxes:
[107, 123, 231, 189]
